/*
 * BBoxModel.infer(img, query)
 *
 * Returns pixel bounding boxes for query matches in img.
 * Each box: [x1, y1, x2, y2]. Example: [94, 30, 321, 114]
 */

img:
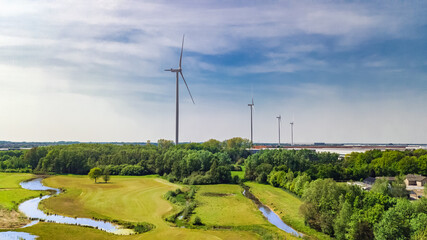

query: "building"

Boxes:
[363, 177, 376, 185]
[405, 174, 427, 187]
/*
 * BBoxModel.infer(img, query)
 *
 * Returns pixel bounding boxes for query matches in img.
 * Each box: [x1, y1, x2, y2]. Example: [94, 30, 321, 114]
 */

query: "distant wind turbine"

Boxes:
[165, 35, 195, 145]
[276, 115, 281, 147]
[248, 98, 254, 145]
[290, 119, 294, 146]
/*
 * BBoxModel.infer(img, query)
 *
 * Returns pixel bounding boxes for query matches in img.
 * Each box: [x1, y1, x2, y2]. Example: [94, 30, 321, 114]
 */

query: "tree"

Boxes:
[371, 177, 390, 196]
[301, 179, 346, 235]
[158, 139, 174, 151]
[390, 175, 408, 198]
[88, 167, 102, 183]
[374, 199, 414, 240]
[193, 216, 203, 225]
[102, 167, 110, 183]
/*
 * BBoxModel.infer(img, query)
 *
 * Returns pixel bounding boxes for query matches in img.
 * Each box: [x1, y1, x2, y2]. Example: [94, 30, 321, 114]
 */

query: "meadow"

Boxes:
[246, 182, 331, 240]
[0, 173, 45, 228]
[28, 175, 260, 239]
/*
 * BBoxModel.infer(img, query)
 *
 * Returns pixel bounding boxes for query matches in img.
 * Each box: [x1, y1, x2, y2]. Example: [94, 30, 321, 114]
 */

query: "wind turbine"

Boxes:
[248, 98, 254, 145]
[290, 119, 294, 146]
[276, 115, 281, 147]
[165, 35, 195, 145]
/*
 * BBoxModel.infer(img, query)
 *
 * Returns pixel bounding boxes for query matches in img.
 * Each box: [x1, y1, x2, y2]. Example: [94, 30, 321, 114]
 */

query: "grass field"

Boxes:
[0, 173, 45, 210]
[192, 184, 265, 226]
[246, 182, 332, 240]
[32, 175, 260, 240]
[231, 166, 245, 180]
[0, 173, 45, 228]
[191, 184, 299, 240]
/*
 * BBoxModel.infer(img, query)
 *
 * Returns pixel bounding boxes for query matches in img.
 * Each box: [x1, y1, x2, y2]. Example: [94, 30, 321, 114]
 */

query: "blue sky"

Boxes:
[0, 0, 426, 143]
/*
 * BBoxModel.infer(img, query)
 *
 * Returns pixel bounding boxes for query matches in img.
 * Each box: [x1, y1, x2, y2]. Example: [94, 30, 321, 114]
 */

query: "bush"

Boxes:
[120, 165, 146, 176]
[193, 216, 203, 225]
[233, 175, 240, 184]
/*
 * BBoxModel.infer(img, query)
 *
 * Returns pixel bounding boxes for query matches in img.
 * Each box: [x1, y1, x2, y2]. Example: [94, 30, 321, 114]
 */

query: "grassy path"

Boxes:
[246, 182, 332, 240]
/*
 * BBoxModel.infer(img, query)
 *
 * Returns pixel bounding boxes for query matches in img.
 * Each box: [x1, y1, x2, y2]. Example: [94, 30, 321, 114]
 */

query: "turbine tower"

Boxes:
[276, 115, 281, 147]
[290, 120, 294, 146]
[248, 98, 254, 145]
[165, 35, 195, 145]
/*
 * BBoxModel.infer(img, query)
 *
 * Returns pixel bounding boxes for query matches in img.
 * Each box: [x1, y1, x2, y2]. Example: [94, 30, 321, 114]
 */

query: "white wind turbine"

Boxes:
[248, 98, 254, 145]
[165, 35, 195, 145]
[276, 115, 281, 147]
[290, 115, 294, 146]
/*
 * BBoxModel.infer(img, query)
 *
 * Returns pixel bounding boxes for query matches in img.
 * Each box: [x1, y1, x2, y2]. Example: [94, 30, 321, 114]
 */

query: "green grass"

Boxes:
[231, 165, 245, 179]
[38, 175, 260, 240]
[0, 173, 44, 210]
[192, 184, 265, 226]
[191, 184, 299, 240]
[246, 182, 332, 240]
[0, 172, 36, 188]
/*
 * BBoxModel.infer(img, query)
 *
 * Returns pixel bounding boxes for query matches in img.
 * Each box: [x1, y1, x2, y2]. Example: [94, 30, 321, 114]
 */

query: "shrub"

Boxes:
[193, 216, 203, 225]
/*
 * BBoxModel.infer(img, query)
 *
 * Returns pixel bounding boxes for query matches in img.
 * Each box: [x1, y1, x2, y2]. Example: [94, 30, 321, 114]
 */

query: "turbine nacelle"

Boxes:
[164, 68, 181, 73]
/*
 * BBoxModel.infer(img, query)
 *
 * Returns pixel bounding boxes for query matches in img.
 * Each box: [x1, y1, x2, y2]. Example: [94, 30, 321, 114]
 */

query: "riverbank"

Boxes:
[0, 173, 44, 229]
[246, 182, 332, 240]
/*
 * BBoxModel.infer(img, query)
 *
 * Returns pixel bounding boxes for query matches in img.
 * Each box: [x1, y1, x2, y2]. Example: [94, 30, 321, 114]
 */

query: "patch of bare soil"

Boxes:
[0, 209, 30, 229]
[201, 192, 235, 197]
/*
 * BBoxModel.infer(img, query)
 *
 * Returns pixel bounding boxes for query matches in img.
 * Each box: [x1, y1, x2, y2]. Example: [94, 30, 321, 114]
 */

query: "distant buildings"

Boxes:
[404, 174, 427, 187]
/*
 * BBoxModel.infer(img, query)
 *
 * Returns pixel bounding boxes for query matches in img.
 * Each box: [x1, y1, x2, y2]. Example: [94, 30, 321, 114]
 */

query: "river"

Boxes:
[0, 178, 132, 240]
[242, 187, 302, 237]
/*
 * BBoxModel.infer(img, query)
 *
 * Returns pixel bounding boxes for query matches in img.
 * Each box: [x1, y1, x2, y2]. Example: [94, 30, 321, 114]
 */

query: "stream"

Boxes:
[0, 178, 131, 240]
[243, 188, 302, 237]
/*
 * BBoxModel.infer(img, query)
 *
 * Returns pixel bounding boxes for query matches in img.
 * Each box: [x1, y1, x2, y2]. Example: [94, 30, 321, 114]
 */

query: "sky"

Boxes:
[0, 0, 427, 144]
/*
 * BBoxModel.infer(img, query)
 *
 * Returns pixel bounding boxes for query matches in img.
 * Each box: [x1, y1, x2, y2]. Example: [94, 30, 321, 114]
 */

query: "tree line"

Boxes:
[0, 138, 251, 184]
[245, 148, 427, 182]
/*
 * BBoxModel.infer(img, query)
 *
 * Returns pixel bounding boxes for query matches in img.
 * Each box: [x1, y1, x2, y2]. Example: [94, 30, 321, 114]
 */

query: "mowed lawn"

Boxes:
[192, 184, 299, 240]
[231, 166, 245, 179]
[0, 173, 44, 210]
[32, 175, 259, 240]
[246, 182, 332, 240]
[192, 184, 265, 226]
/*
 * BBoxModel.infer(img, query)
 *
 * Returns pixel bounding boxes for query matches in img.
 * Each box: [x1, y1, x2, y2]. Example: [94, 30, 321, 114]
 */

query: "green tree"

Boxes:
[390, 175, 408, 198]
[202, 139, 222, 153]
[301, 178, 346, 235]
[158, 139, 174, 151]
[193, 216, 203, 225]
[102, 167, 110, 183]
[88, 167, 102, 183]
[371, 178, 390, 196]
[374, 199, 414, 240]
[418, 155, 427, 176]
[333, 200, 352, 240]
[397, 156, 419, 175]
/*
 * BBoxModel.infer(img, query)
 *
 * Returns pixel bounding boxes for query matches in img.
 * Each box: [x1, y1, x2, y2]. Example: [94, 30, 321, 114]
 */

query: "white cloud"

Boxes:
[0, 0, 426, 142]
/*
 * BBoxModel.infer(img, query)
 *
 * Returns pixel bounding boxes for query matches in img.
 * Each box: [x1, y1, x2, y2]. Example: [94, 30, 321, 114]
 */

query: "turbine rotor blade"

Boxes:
[179, 35, 185, 68]
[180, 71, 195, 104]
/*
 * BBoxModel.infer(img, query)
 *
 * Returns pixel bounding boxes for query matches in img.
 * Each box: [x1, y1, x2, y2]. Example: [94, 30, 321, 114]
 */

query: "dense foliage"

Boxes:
[0, 138, 251, 185]
[245, 149, 427, 240]
[245, 149, 427, 182]
[300, 178, 427, 240]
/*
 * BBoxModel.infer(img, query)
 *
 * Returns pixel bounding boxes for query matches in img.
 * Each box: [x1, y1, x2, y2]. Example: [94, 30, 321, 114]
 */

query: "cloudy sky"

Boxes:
[1, 0, 426, 143]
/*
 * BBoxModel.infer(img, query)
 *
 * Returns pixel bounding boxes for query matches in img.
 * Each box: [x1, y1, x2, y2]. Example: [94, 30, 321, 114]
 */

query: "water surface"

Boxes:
[0, 231, 38, 240]
[243, 188, 302, 237]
